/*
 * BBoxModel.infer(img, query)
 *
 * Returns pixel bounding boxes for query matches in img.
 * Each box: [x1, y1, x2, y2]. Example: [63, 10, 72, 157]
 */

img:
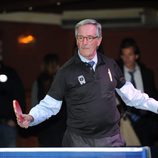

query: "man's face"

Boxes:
[76, 24, 102, 60]
[121, 47, 138, 69]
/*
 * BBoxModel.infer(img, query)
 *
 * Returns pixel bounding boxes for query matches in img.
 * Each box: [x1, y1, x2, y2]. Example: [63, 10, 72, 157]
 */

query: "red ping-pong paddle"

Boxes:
[13, 100, 24, 122]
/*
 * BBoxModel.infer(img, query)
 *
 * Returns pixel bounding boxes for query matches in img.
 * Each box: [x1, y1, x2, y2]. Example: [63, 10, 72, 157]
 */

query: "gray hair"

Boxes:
[75, 19, 102, 38]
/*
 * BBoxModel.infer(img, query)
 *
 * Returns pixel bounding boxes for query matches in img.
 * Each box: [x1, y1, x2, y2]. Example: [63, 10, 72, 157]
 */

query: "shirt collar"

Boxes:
[78, 50, 98, 65]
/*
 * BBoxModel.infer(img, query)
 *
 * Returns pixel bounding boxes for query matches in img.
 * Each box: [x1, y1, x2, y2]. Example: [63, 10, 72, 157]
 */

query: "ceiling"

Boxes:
[0, 0, 158, 14]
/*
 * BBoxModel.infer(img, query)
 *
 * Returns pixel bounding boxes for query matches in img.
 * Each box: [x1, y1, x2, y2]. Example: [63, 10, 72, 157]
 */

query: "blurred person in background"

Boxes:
[117, 37, 158, 146]
[31, 53, 66, 147]
[0, 52, 25, 147]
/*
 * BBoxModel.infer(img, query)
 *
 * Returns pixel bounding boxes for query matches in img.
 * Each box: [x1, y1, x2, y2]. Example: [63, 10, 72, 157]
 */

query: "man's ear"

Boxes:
[97, 37, 102, 46]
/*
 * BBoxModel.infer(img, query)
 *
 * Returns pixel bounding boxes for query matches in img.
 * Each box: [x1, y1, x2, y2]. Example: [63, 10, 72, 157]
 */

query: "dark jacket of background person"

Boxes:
[0, 58, 26, 147]
[117, 37, 158, 146]
[31, 53, 66, 147]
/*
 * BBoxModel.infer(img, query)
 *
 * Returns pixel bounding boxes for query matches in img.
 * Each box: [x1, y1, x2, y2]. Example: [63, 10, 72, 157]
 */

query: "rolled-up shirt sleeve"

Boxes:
[116, 81, 158, 114]
[29, 95, 62, 126]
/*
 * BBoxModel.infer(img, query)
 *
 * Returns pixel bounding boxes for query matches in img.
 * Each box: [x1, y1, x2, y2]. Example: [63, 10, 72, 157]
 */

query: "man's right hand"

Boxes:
[16, 114, 34, 129]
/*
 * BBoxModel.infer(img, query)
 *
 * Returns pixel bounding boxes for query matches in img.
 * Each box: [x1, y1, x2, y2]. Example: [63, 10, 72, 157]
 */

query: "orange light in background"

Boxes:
[18, 34, 36, 44]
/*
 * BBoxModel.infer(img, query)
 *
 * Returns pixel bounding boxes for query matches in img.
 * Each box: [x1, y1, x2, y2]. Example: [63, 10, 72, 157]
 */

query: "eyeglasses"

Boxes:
[76, 35, 98, 42]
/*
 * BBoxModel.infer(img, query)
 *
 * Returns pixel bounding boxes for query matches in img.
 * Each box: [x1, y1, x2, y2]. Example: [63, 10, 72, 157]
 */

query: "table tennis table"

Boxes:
[0, 147, 151, 158]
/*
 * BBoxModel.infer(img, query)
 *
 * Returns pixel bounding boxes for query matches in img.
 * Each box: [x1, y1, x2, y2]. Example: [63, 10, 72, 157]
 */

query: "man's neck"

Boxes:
[125, 63, 136, 71]
[78, 51, 98, 63]
[124, 63, 139, 72]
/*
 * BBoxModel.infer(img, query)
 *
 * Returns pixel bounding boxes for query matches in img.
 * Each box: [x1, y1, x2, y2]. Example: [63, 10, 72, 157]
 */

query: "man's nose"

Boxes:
[82, 37, 88, 44]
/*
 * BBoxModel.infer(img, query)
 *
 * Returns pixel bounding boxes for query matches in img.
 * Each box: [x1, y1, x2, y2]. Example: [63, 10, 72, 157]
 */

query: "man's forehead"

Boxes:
[77, 24, 97, 34]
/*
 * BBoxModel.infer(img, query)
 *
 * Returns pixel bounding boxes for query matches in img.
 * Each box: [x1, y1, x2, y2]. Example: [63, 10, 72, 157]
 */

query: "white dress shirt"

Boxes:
[124, 63, 144, 92]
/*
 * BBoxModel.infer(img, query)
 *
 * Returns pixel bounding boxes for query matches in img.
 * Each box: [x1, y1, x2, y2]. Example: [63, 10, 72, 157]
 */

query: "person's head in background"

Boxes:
[75, 19, 102, 60]
[41, 53, 59, 76]
[119, 37, 141, 70]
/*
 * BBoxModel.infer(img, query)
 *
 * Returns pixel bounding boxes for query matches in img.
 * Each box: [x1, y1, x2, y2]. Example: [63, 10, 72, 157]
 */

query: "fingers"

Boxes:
[15, 114, 34, 129]
[18, 120, 29, 129]
[16, 114, 30, 129]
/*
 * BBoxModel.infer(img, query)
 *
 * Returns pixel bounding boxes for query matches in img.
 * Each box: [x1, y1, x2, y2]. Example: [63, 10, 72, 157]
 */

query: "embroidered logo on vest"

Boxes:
[78, 75, 86, 85]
